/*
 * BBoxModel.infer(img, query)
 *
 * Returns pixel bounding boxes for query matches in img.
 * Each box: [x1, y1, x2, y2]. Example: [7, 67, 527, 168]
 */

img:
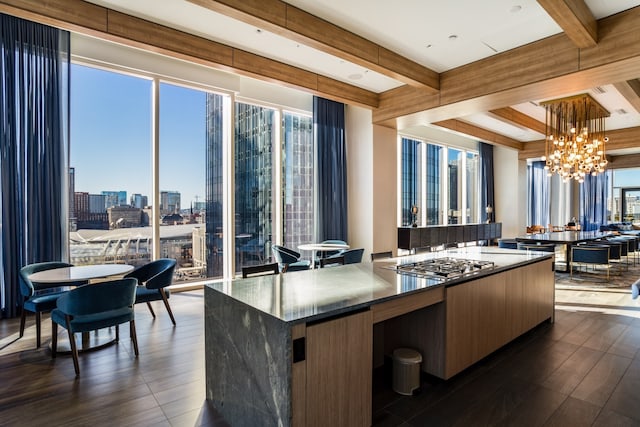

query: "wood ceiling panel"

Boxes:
[0, 0, 107, 33]
[0, 0, 379, 108]
[488, 107, 546, 134]
[580, 7, 640, 70]
[537, 0, 597, 48]
[519, 126, 640, 160]
[432, 119, 524, 151]
[187, 0, 439, 91]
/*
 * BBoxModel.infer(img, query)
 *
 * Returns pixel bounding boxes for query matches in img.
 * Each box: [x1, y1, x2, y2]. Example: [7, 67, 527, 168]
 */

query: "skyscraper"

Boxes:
[102, 190, 127, 209]
[205, 93, 224, 278]
[160, 191, 181, 215]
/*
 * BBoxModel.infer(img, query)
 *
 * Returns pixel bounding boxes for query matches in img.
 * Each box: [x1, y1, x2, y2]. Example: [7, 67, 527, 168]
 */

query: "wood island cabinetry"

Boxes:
[205, 249, 555, 426]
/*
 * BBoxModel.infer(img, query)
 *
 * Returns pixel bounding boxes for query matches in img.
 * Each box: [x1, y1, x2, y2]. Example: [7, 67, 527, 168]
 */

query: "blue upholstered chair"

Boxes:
[316, 239, 347, 262]
[328, 248, 364, 264]
[571, 246, 610, 280]
[498, 239, 518, 249]
[242, 262, 279, 278]
[319, 255, 345, 268]
[517, 242, 555, 253]
[51, 278, 138, 376]
[19, 262, 87, 348]
[124, 258, 177, 325]
[271, 245, 311, 273]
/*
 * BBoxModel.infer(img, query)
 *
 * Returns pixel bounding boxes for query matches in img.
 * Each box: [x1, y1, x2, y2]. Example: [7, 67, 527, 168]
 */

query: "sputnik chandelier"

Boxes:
[541, 93, 609, 183]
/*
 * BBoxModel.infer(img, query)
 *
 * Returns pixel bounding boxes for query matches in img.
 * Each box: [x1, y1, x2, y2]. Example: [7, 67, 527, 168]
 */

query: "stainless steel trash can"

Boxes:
[392, 348, 422, 395]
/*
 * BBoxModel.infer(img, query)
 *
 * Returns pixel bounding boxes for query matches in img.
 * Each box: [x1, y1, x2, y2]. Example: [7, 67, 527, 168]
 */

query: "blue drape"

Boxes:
[401, 137, 419, 226]
[579, 172, 608, 231]
[527, 161, 550, 226]
[0, 14, 70, 318]
[479, 142, 494, 222]
[314, 96, 347, 242]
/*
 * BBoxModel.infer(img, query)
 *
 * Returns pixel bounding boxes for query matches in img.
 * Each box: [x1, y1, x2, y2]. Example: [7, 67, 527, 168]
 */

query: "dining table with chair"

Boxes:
[26, 263, 135, 353]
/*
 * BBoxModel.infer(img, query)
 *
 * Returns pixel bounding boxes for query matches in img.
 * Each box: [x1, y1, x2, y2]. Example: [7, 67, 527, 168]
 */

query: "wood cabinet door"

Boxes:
[305, 310, 372, 427]
[445, 274, 507, 378]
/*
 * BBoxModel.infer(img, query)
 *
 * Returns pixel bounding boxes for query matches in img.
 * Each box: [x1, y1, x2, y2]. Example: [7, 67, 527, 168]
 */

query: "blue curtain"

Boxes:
[479, 142, 494, 222]
[0, 14, 70, 318]
[314, 96, 347, 242]
[579, 172, 608, 231]
[527, 161, 550, 226]
[401, 138, 419, 226]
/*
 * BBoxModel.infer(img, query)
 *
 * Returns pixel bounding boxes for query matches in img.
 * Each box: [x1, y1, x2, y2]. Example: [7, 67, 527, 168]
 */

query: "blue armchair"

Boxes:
[571, 246, 610, 280]
[19, 262, 87, 348]
[327, 248, 364, 264]
[124, 258, 177, 325]
[51, 277, 138, 376]
[271, 245, 310, 272]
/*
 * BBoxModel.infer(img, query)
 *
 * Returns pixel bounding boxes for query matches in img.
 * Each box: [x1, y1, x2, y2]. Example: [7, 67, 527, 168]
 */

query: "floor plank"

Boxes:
[2, 274, 640, 426]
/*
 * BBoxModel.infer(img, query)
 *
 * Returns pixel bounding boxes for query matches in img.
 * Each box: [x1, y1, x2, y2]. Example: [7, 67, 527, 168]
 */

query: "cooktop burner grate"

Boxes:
[395, 257, 495, 280]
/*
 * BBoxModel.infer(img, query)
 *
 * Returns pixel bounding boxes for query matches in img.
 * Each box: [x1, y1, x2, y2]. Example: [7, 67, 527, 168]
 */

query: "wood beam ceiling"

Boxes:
[487, 107, 546, 135]
[186, 0, 439, 92]
[537, 0, 597, 48]
[432, 120, 524, 151]
[518, 126, 640, 160]
[373, 6, 640, 128]
[613, 80, 640, 114]
[0, 0, 379, 108]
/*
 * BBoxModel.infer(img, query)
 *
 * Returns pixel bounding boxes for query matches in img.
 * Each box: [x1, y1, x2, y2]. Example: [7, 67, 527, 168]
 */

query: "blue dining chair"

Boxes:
[124, 258, 177, 325]
[326, 248, 364, 264]
[271, 245, 311, 272]
[19, 262, 88, 348]
[51, 277, 139, 376]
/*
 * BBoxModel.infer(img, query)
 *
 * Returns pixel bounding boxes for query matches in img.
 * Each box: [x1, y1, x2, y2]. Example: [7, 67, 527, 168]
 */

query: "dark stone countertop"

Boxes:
[205, 247, 552, 325]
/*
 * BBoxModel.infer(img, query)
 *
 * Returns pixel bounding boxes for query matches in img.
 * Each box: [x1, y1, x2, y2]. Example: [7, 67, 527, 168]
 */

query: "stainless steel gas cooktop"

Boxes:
[394, 257, 495, 280]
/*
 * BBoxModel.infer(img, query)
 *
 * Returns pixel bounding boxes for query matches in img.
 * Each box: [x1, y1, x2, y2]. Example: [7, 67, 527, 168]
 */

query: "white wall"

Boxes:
[345, 106, 374, 259]
[494, 145, 524, 237]
[345, 108, 398, 260]
[372, 125, 398, 255]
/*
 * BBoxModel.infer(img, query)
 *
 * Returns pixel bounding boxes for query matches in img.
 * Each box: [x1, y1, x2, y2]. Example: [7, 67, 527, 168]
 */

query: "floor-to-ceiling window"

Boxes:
[399, 136, 477, 227]
[234, 102, 275, 272]
[282, 112, 314, 250]
[160, 82, 219, 281]
[71, 62, 314, 282]
[69, 64, 152, 266]
[426, 143, 442, 225]
[466, 152, 479, 223]
[447, 148, 463, 224]
[611, 169, 640, 223]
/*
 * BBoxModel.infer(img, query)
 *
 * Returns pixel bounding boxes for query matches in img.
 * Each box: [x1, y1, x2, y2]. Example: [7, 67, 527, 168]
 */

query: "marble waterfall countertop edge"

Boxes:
[205, 247, 552, 325]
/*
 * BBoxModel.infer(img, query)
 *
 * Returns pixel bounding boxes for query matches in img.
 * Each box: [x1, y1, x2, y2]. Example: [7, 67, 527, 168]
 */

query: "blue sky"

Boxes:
[70, 64, 206, 207]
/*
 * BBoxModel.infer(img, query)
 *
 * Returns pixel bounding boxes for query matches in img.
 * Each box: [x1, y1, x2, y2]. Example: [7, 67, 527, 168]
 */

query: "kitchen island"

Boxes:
[205, 247, 555, 426]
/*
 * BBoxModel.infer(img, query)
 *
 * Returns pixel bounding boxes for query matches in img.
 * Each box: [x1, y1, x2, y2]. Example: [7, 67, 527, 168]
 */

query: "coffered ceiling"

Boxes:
[4, 0, 640, 161]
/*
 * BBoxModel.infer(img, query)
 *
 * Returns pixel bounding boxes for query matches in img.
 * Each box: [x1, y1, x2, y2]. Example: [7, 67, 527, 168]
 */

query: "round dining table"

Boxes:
[298, 243, 350, 269]
[28, 263, 134, 283]
[28, 263, 135, 354]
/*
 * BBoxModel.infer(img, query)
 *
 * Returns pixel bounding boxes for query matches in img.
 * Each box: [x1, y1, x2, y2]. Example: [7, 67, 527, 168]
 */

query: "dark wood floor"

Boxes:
[2, 284, 640, 426]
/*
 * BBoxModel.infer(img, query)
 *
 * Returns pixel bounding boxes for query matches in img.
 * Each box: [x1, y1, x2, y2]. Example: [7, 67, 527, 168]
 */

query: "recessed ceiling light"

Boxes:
[448, 35, 458, 41]
[510, 5, 522, 13]
[348, 73, 363, 80]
